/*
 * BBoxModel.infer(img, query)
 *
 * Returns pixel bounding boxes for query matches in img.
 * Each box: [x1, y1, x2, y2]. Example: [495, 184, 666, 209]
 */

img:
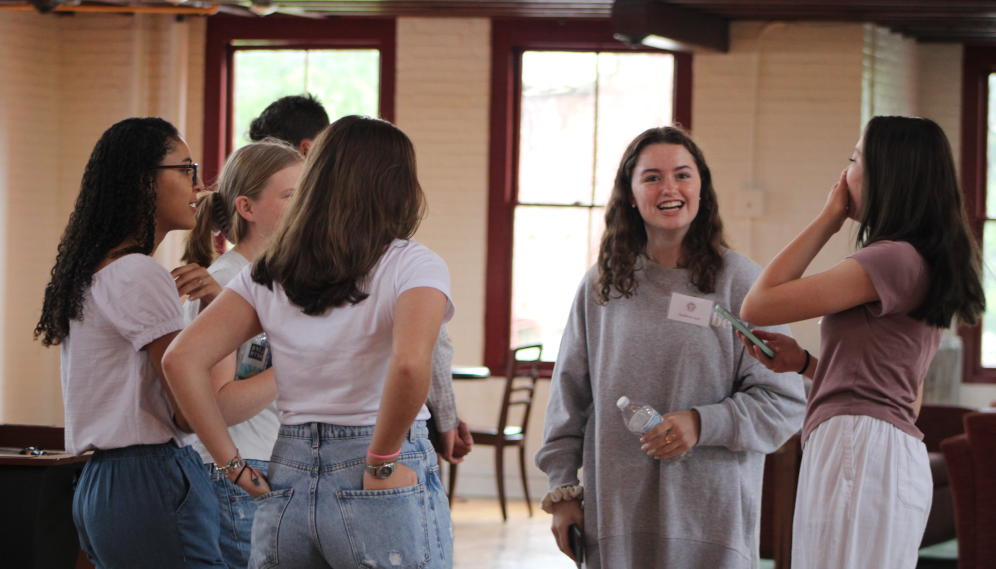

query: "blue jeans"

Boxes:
[250, 421, 453, 569]
[74, 441, 226, 569]
[209, 459, 269, 569]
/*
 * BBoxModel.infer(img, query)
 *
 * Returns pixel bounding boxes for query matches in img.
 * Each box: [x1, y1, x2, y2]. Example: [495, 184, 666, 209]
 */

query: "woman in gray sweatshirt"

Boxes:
[536, 126, 806, 569]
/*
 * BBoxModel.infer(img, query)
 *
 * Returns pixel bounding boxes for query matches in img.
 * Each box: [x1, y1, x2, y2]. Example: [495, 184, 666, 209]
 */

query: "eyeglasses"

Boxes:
[156, 163, 199, 185]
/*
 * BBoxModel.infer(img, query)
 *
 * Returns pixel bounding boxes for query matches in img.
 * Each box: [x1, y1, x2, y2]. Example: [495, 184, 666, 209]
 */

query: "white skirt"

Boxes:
[792, 415, 932, 569]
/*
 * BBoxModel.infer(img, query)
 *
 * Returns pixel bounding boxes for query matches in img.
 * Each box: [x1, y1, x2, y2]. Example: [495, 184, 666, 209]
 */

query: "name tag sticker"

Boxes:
[667, 293, 714, 327]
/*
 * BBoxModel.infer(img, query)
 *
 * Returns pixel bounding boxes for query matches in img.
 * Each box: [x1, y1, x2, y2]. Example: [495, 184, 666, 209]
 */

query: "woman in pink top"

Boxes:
[739, 116, 984, 568]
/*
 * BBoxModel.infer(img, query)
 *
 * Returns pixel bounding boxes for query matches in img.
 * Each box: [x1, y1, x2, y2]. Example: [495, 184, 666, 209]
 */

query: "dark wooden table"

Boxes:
[0, 424, 92, 569]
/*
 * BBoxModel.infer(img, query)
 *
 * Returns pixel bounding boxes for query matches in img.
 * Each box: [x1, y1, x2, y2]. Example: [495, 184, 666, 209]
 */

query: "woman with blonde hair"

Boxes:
[164, 116, 454, 568]
[182, 139, 303, 569]
[537, 126, 806, 568]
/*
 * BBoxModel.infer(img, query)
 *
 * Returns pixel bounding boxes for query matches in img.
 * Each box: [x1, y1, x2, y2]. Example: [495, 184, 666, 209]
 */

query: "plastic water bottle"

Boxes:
[617, 396, 691, 463]
[617, 396, 663, 435]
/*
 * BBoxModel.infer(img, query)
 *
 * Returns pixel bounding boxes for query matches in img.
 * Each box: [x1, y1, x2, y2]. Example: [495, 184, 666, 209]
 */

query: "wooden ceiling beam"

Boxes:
[612, 0, 729, 51]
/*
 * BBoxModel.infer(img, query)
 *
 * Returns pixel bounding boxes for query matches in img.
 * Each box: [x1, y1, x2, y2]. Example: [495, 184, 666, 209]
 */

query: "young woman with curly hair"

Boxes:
[536, 126, 807, 568]
[739, 116, 985, 568]
[163, 116, 455, 568]
[35, 117, 227, 567]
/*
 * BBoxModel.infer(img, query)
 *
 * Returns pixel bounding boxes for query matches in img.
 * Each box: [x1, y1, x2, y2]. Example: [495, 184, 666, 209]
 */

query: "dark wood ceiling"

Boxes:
[3, 0, 995, 43]
[219, 0, 996, 43]
[668, 1, 996, 43]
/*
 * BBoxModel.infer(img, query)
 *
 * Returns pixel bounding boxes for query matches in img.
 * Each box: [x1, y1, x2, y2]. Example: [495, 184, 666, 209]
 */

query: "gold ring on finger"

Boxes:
[664, 434, 677, 445]
[198, 278, 204, 286]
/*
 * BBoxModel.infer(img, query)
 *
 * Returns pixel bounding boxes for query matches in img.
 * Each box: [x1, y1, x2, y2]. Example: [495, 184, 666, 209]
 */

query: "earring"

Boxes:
[630, 204, 636, 208]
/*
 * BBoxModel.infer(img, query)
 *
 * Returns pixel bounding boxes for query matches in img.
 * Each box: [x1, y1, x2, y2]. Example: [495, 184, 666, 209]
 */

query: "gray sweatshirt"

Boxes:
[535, 251, 806, 569]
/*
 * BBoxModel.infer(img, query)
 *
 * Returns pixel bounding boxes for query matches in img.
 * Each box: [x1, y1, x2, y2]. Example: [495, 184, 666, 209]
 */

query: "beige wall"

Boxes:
[0, 12, 206, 424]
[0, 14, 980, 494]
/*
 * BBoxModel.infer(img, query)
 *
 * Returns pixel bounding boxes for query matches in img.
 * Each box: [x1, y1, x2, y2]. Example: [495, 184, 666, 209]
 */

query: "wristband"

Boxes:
[216, 451, 244, 476]
[367, 447, 401, 461]
[798, 350, 811, 375]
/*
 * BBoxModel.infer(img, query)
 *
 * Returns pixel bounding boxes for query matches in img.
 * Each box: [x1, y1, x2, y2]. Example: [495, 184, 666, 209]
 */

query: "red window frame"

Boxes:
[483, 19, 693, 373]
[960, 45, 996, 383]
[203, 15, 396, 185]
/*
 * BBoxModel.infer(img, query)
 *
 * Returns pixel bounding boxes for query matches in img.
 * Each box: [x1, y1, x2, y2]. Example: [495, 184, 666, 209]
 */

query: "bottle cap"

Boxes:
[616, 396, 630, 409]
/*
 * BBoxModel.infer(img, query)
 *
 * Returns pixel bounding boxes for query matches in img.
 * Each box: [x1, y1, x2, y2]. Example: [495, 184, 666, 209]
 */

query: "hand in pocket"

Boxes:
[234, 465, 271, 498]
[363, 463, 418, 491]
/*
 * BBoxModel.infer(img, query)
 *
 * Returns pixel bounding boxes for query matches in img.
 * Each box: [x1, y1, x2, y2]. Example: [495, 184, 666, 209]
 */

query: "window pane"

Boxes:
[233, 50, 306, 149]
[511, 206, 603, 362]
[593, 53, 674, 206]
[988, 73, 996, 218]
[518, 52, 597, 206]
[232, 49, 380, 150]
[304, 50, 380, 121]
[983, 221, 996, 367]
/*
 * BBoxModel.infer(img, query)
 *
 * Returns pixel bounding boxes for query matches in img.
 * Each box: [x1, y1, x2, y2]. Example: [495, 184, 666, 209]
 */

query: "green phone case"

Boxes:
[713, 304, 776, 358]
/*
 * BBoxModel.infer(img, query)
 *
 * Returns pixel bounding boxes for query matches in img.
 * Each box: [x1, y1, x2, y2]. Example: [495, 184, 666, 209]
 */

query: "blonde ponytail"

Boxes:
[181, 139, 303, 267]
[182, 191, 223, 268]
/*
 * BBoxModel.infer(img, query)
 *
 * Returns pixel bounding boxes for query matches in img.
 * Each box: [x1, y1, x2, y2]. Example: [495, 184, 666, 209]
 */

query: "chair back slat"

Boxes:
[496, 344, 543, 438]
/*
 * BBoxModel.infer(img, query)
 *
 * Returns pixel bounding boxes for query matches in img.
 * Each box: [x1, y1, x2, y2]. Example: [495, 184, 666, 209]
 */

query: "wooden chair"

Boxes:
[448, 344, 543, 521]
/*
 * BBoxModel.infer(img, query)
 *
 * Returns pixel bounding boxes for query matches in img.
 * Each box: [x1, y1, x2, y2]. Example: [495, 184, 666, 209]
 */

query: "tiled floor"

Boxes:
[451, 498, 958, 569]
[451, 498, 576, 569]
[450, 498, 772, 569]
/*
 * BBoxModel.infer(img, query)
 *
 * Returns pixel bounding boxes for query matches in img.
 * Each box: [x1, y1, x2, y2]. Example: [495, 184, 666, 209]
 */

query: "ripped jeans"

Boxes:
[249, 421, 453, 569]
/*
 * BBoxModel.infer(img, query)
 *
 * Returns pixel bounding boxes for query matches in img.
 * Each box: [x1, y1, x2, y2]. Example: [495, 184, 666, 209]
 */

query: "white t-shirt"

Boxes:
[61, 255, 187, 456]
[184, 248, 280, 463]
[226, 240, 455, 426]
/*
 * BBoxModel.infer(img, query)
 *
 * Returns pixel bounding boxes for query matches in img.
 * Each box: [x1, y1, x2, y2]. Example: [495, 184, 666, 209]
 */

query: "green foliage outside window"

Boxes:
[232, 49, 380, 150]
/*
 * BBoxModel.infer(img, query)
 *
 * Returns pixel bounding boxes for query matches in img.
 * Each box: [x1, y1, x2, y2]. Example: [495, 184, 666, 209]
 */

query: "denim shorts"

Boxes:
[208, 459, 269, 569]
[73, 441, 226, 569]
[250, 421, 453, 569]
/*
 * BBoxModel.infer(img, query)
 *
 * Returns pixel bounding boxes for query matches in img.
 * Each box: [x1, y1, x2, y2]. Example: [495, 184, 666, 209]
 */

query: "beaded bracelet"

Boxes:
[216, 451, 244, 476]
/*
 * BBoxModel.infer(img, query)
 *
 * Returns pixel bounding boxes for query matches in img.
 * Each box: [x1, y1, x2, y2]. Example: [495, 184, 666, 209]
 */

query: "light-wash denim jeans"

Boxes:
[249, 421, 453, 569]
[208, 459, 269, 569]
[74, 441, 226, 569]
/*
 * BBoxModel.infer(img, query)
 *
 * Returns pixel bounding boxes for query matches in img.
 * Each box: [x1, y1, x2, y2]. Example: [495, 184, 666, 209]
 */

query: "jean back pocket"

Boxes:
[337, 484, 432, 569]
[249, 488, 294, 569]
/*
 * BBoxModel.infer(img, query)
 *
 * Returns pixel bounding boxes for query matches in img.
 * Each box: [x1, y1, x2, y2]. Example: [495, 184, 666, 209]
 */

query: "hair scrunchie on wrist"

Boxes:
[540, 485, 584, 514]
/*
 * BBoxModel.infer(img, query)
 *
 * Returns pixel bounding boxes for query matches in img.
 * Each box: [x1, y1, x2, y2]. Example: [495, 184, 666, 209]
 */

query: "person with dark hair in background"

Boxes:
[248, 94, 330, 156]
[537, 126, 806, 568]
[739, 116, 986, 568]
[249, 95, 473, 463]
[35, 117, 226, 568]
[164, 115, 455, 568]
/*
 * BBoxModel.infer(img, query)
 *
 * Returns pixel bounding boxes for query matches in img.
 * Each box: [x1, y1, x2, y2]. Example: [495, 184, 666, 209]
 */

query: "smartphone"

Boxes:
[713, 304, 776, 358]
[568, 524, 584, 567]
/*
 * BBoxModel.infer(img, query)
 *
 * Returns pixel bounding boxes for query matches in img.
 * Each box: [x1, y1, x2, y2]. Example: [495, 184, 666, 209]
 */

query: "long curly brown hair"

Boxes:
[35, 117, 180, 346]
[596, 126, 727, 304]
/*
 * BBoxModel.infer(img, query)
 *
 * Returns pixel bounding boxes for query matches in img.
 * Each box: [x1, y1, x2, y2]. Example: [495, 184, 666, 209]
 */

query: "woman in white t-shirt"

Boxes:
[164, 115, 455, 568]
[34, 117, 227, 567]
[181, 139, 303, 569]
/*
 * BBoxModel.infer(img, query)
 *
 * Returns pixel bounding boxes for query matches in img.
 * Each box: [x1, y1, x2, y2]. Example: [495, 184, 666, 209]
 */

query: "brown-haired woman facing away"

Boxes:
[163, 116, 455, 568]
[536, 126, 806, 569]
[739, 116, 985, 568]
[182, 139, 304, 569]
